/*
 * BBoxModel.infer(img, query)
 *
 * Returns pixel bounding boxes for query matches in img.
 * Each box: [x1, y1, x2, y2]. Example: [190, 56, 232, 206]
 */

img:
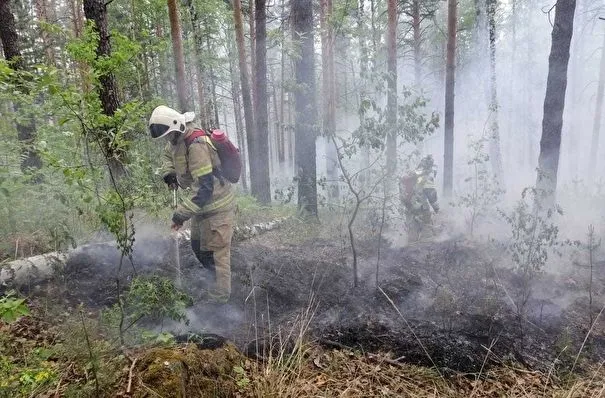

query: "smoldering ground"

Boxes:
[20, 215, 605, 374]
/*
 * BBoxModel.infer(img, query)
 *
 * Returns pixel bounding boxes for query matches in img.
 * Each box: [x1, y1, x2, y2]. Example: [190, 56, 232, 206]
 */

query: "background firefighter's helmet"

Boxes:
[416, 155, 435, 174]
[148, 105, 195, 139]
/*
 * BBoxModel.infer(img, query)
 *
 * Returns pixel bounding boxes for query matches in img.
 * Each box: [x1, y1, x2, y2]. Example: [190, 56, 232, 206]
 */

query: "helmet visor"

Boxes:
[150, 123, 170, 139]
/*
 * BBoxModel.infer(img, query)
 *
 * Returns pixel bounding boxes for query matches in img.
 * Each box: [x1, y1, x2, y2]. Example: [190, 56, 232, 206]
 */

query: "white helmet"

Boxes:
[148, 105, 195, 139]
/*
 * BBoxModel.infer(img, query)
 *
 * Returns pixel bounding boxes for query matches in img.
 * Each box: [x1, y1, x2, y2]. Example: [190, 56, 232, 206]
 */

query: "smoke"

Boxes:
[159, 304, 245, 339]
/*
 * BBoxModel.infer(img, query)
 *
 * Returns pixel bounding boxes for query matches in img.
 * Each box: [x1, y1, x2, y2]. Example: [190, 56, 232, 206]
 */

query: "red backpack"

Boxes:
[185, 129, 242, 184]
[399, 174, 417, 203]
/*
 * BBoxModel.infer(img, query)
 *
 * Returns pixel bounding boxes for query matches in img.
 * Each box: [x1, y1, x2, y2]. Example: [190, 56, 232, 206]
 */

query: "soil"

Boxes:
[17, 225, 605, 375]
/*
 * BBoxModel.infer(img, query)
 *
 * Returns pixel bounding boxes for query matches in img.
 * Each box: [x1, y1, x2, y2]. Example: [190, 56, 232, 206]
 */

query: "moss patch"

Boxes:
[135, 342, 245, 397]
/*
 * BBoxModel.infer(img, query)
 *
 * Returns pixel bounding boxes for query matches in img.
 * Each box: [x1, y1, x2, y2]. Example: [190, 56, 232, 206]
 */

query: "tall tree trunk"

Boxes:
[321, 0, 339, 198]
[370, 0, 378, 68]
[167, 0, 189, 112]
[412, 0, 421, 87]
[33, 0, 55, 66]
[486, 0, 503, 185]
[233, 0, 256, 192]
[84, 0, 125, 176]
[386, 0, 397, 177]
[205, 34, 219, 127]
[509, 0, 519, 170]
[589, 31, 605, 182]
[82, 1, 119, 116]
[187, 0, 208, 127]
[357, 0, 370, 180]
[474, 0, 489, 109]
[70, 0, 90, 91]
[0, 0, 42, 173]
[228, 31, 249, 192]
[272, 79, 282, 168]
[525, 7, 534, 171]
[536, 0, 576, 206]
[249, 0, 256, 108]
[278, 11, 286, 165]
[292, 0, 318, 218]
[443, 0, 457, 197]
[253, 0, 271, 203]
[567, 0, 582, 178]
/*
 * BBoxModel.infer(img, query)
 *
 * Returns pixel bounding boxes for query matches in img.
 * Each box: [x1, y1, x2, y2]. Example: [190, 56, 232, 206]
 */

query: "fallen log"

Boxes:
[0, 217, 288, 289]
[0, 252, 68, 288]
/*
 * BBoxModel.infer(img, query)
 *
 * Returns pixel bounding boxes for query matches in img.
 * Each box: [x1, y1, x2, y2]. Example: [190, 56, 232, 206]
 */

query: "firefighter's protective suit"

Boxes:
[150, 105, 235, 303]
[399, 155, 440, 240]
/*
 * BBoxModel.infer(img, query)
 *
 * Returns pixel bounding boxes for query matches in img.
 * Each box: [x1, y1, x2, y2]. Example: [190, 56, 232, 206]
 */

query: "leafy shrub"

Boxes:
[0, 292, 30, 323]
[498, 188, 565, 317]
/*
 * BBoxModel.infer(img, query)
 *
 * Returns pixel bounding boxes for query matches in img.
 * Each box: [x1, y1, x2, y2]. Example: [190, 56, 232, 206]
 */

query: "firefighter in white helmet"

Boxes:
[149, 105, 235, 303]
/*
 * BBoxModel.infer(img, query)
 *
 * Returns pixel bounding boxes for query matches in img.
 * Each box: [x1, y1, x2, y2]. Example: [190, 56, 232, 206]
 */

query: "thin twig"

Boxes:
[127, 358, 138, 393]
[470, 338, 499, 398]
[543, 345, 568, 395]
[53, 377, 62, 398]
[79, 309, 100, 397]
[571, 301, 605, 373]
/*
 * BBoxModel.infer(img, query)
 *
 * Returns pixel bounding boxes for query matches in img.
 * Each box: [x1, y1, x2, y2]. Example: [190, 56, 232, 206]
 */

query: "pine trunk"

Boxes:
[486, 0, 504, 185]
[292, 0, 318, 218]
[589, 31, 605, 182]
[386, 0, 397, 177]
[33, 0, 55, 66]
[320, 0, 339, 198]
[187, 0, 208, 127]
[253, 0, 271, 203]
[249, 0, 256, 108]
[0, 0, 42, 172]
[167, 0, 189, 112]
[443, 0, 457, 197]
[272, 80, 282, 167]
[536, 0, 576, 206]
[84, 0, 125, 177]
[227, 28, 249, 192]
[357, 0, 370, 181]
[278, 17, 286, 165]
[205, 35, 219, 127]
[233, 0, 256, 192]
[412, 0, 421, 87]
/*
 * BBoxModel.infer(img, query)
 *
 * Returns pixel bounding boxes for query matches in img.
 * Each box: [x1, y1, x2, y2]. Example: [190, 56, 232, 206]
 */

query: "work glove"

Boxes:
[163, 173, 178, 190]
[171, 212, 188, 231]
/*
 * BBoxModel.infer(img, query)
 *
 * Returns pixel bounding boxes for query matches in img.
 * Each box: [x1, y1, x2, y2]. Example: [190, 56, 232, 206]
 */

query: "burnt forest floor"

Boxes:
[5, 216, 605, 396]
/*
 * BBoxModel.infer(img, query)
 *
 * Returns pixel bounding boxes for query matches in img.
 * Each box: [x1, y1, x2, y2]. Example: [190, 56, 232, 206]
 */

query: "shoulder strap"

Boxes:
[185, 129, 218, 151]
[184, 129, 207, 147]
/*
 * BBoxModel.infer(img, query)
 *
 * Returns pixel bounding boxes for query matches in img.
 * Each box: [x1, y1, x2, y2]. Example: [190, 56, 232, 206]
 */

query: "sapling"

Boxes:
[330, 86, 438, 287]
[454, 136, 503, 236]
[332, 135, 387, 287]
[499, 188, 563, 322]
[585, 225, 601, 327]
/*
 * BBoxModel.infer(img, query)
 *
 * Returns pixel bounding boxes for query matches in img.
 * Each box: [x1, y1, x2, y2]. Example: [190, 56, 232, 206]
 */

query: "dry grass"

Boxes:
[240, 347, 605, 398]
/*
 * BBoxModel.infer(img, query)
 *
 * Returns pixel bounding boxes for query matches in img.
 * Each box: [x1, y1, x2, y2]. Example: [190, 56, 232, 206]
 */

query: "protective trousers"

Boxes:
[190, 208, 235, 301]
